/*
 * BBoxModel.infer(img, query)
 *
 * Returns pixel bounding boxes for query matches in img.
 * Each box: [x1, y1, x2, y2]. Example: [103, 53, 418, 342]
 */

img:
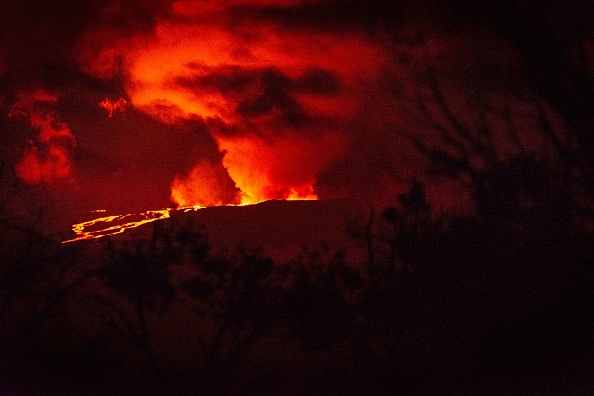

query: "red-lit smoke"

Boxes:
[99, 97, 127, 117]
[9, 90, 76, 184]
[46, 0, 562, 213]
[170, 159, 238, 207]
[77, 0, 387, 207]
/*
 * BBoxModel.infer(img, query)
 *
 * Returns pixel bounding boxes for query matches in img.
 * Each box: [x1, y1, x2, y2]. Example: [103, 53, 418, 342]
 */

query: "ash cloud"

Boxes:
[0, 0, 169, 87]
[93, 0, 391, 205]
[0, 0, 566, 217]
[176, 66, 341, 130]
[175, 67, 309, 129]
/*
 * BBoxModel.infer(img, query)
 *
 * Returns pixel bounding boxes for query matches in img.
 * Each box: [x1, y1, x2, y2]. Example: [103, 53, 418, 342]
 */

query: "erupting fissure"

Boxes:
[60, 0, 389, 243]
[62, 194, 317, 244]
[63, 210, 172, 243]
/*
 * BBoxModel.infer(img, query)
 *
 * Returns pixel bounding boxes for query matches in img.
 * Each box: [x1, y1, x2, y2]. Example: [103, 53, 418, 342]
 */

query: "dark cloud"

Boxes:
[175, 66, 342, 129]
[178, 65, 253, 95]
[294, 68, 341, 95]
[223, 0, 410, 36]
[179, 66, 340, 96]
[235, 68, 305, 127]
[0, 0, 581, 223]
[0, 0, 172, 89]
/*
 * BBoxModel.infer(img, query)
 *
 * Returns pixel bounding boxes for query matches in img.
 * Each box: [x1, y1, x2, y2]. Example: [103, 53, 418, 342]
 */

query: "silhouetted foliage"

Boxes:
[100, 237, 175, 310]
[359, 160, 594, 391]
[2, 156, 593, 394]
[285, 246, 360, 349]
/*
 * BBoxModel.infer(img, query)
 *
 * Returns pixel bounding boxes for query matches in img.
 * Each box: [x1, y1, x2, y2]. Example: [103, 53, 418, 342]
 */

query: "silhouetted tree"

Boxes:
[94, 233, 176, 381]
[182, 244, 281, 391]
[383, 2, 594, 223]
[360, 165, 594, 391]
[0, 163, 89, 338]
[285, 245, 361, 350]
[474, 0, 594, 186]
[0, 163, 112, 393]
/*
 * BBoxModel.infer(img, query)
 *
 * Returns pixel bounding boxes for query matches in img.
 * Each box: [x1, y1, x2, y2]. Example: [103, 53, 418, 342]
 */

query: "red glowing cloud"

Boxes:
[171, 159, 239, 207]
[71, 1, 549, 213]
[78, 0, 388, 207]
[10, 90, 76, 184]
[99, 97, 128, 117]
[216, 131, 348, 204]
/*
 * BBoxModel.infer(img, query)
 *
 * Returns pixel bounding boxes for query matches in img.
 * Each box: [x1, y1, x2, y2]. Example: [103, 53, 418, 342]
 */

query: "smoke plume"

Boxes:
[1, 0, 565, 215]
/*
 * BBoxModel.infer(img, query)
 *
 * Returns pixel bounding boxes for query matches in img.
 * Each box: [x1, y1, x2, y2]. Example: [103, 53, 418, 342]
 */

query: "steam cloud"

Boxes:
[74, 0, 392, 206]
[9, 90, 76, 184]
[1, 0, 553, 213]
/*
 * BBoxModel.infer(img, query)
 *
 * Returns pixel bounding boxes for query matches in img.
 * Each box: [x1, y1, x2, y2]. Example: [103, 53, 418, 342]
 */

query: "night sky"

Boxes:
[0, 0, 590, 234]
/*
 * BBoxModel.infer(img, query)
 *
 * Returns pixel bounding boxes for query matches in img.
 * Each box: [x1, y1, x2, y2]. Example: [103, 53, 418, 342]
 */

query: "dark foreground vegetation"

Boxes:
[1, 157, 593, 395]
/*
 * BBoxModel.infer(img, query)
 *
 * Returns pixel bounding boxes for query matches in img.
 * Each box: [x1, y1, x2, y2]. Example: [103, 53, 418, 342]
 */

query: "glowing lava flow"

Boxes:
[62, 209, 174, 243]
[61, 196, 316, 244]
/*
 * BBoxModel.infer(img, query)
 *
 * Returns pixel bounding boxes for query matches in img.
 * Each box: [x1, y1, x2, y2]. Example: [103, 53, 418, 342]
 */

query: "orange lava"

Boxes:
[62, 209, 172, 243]
[68, 0, 390, 233]
[61, 197, 316, 244]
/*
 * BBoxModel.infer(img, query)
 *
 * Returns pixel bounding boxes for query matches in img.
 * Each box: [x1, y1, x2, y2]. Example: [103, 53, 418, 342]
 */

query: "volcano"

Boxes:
[66, 198, 365, 263]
